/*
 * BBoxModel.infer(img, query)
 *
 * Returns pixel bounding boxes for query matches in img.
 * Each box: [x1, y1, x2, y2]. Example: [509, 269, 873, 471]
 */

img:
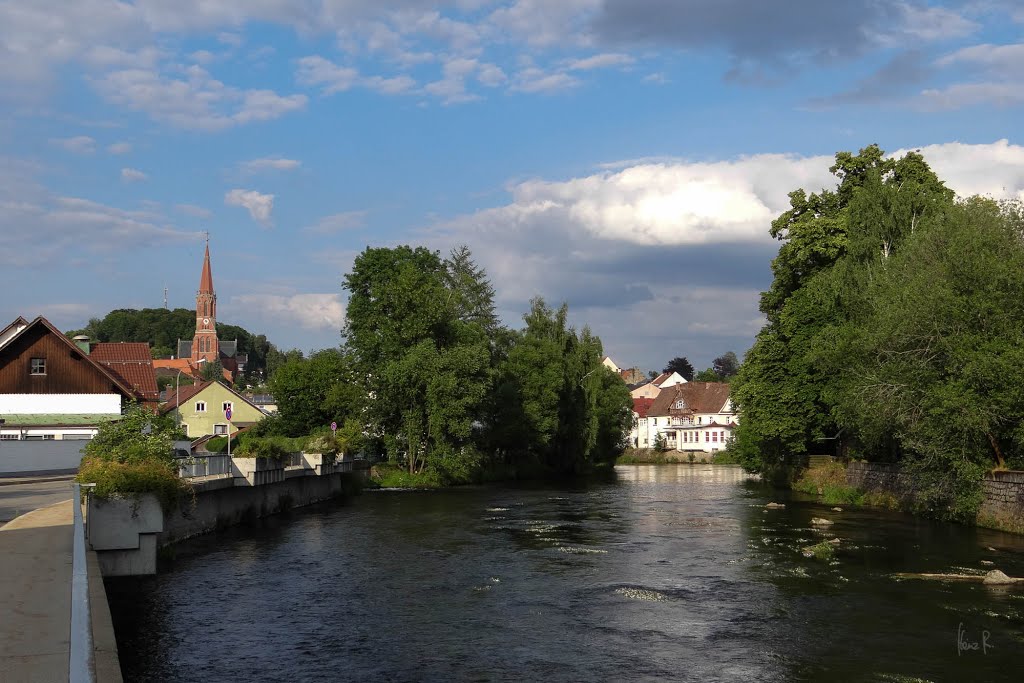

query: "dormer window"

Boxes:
[674, 400, 685, 409]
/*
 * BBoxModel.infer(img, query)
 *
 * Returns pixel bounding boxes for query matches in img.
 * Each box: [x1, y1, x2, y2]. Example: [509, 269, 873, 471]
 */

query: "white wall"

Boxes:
[0, 394, 121, 414]
[0, 440, 86, 474]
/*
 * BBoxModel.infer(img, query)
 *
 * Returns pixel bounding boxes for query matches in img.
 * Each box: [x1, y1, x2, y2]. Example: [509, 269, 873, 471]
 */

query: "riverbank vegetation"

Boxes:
[76, 405, 192, 510]
[261, 245, 634, 486]
[731, 144, 1024, 523]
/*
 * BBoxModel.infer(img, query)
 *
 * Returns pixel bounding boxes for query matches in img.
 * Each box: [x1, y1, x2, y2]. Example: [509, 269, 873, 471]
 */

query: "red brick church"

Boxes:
[154, 241, 245, 382]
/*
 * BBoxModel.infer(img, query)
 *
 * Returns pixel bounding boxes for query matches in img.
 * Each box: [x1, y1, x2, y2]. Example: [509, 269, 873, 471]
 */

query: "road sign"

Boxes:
[330, 421, 337, 433]
[225, 407, 232, 421]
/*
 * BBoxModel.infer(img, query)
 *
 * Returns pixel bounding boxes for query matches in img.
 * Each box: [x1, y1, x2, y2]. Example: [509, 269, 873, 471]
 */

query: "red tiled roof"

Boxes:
[648, 382, 732, 417]
[160, 380, 212, 413]
[632, 397, 656, 418]
[90, 342, 159, 402]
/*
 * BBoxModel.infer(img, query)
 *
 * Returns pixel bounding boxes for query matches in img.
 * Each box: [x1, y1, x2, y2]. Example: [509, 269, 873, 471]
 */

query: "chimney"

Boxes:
[72, 335, 91, 355]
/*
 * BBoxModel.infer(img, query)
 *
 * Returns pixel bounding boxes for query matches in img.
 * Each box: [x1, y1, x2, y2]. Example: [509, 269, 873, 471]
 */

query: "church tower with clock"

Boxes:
[191, 239, 219, 366]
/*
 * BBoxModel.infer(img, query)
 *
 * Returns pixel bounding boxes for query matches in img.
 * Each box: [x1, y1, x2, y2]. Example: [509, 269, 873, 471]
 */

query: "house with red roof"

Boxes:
[643, 382, 737, 456]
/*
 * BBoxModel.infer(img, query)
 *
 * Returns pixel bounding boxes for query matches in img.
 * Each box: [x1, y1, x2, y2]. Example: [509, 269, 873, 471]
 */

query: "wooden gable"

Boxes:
[0, 318, 134, 398]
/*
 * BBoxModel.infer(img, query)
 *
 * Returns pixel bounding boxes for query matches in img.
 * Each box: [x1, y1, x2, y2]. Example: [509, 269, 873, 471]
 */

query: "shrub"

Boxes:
[76, 403, 192, 511]
[233, 437, 290, 462]
[432, 446, 483, 485]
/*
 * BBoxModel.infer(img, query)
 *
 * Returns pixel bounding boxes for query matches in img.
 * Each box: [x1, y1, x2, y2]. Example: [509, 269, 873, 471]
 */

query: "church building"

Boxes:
[155, 241, 246, 382]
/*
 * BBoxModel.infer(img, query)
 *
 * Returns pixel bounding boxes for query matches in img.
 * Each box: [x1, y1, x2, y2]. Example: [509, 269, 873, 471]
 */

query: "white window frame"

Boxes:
[222, 401, 233, 413]
[30, 358, 46, 375]
[195, 401, 207, 413]
[213, 423, 228, 435]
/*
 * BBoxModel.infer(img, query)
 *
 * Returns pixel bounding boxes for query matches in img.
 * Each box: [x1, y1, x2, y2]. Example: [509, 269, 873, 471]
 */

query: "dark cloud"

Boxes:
[591, 0, 924, 76]
[806, 50, 933, 108]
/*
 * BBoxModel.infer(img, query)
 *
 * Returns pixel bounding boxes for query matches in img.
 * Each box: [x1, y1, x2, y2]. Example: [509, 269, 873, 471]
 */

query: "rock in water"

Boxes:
[766, 502, 786, 509]
[983, 569, 1017, 585]
[831, 507, 843, 512]
[810, 517, 834, 527]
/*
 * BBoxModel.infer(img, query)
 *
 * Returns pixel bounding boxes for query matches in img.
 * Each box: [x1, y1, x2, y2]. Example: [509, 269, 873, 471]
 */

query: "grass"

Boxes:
[793, 461, 903, 510]
[977, 510, 1024, 535]
[803, 540, 836, 561]
[616, 449, 671, 465]
[370, 465, 445, 489]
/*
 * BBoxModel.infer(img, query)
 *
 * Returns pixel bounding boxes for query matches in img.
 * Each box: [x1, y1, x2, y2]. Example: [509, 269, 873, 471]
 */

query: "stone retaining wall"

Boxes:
[978, 470, 1024, 529]
[845, 461, 1024, 531]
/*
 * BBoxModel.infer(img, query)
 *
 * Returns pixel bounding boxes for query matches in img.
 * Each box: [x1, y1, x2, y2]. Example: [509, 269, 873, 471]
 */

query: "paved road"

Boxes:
[0, 478, 75, 526]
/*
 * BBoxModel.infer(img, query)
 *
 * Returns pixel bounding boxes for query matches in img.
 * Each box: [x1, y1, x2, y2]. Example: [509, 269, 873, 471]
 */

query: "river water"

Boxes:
[107, 465, 1024, 682]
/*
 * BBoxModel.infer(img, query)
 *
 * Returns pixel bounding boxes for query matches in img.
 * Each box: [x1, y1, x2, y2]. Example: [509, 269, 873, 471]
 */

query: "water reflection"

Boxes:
[107, 466, 1024, 683]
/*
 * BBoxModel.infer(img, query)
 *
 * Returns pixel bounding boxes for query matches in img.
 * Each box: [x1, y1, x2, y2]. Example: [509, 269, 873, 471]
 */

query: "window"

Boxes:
[674, 400, 685, 409]
[712, 432, 718, 442]
[195, 401, 207, 412]
[697, 416, 702, 424]
[30, 358, 46, 375]
[0, 434, 19, 441]
[653, 418, 657, 425]
[222, 402, 233, 413]
[705, 431, 710, 442]
[213, 424, 228, 435]
[720, 431, 726, 442]
[24, 434, 55, 441]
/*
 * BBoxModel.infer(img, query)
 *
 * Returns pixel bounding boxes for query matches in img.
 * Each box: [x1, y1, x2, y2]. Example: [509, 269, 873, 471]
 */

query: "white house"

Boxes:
[645, 382, 738, 453]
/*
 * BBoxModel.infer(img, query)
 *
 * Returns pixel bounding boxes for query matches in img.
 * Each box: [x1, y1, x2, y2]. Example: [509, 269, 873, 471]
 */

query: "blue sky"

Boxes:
[2, 1, 1024, 373]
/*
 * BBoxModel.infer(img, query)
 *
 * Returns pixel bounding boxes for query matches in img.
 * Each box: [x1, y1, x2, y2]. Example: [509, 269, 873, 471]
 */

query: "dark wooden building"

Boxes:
[0, 316, 141, 401]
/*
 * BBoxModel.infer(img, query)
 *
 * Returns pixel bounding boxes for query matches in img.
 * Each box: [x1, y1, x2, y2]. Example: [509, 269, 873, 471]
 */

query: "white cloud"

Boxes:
[120, 167, 148, 182]
[917, 82, 1024, 109]
[0, 158, 200, 268]
[304, 210, 367, 234]
[241, 157, 301, 173]
[50, 135, 96, 154]
[937, 42, 1024, 71]
[566, 53, 634, 70]
[510, 67, 580, 94]
[891, 139, 1024, 201]
[225, 189, 274, 226]
[296, 55, 360, 94]
[233, 293, 345, 331]
[93, 65, 306, 131]
[427, 140, 1024, 370]
[107, 141, 132, 155]
[176, 203, 212, 218]
[363, 74, 417, 94]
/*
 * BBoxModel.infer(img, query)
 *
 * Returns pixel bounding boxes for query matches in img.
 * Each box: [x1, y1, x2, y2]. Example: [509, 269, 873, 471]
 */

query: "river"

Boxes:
[106, 465, 1024, 682]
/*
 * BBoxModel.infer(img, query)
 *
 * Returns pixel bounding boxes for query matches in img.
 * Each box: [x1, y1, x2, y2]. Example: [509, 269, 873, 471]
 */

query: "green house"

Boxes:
[161, 380, 265, 439]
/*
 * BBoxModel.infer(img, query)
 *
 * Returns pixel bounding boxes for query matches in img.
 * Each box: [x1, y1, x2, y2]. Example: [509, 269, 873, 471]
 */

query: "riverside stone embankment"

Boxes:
[846, 461, 1024, 533]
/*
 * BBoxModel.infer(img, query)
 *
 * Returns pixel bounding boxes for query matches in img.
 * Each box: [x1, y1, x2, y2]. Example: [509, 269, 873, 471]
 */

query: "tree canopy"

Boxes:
[663, 357, 695, 381]
[731, 143, 1024, 521]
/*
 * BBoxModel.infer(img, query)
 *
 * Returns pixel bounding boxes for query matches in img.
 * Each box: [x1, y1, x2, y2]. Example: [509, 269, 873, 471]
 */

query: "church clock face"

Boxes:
[203, 318, 210, 326]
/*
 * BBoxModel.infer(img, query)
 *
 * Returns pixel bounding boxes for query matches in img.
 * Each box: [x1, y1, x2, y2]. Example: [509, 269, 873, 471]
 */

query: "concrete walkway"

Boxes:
[0, 500, 122, 683]
[0, 500, 75, 682]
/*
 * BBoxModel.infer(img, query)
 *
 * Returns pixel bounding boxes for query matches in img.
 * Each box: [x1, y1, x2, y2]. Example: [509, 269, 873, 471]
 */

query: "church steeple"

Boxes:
[191, 236, 219, 366]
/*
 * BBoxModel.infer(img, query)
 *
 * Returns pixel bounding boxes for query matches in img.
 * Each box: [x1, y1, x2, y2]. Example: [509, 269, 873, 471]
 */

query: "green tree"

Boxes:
[269, 349, 362, 437]
[663, 357, 694, 381]
[694, 368, 720, 382]
[199, 358, 224, 382]
[712, 351, 739, 379]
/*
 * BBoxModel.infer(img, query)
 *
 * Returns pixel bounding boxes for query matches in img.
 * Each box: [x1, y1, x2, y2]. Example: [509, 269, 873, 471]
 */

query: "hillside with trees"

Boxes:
[731, 144, 1024, 522]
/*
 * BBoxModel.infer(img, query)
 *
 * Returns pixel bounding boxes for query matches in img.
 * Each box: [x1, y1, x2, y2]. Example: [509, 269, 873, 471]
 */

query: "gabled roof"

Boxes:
[0, 316, 139, 399]
[90, 342, 159, 402]
[647, 382, 732, 417]
[0, 316, 30, 351]
[160, 379, 262, 415]
[160, 380, 212, 412]
[632, 397, 655, 418]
